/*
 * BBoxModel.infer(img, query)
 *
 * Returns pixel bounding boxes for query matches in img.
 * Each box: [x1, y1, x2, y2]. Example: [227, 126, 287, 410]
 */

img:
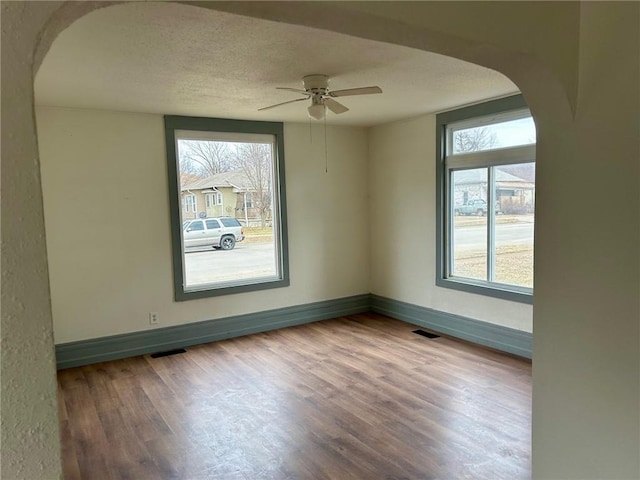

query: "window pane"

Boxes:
[493, 163, 535, 287]
[219, 218, 241, 228]
[187, 220, 204, 231]
[451, 168, 488, 280]
[177, 136, 280, 291]
[452, 116, 536, 154]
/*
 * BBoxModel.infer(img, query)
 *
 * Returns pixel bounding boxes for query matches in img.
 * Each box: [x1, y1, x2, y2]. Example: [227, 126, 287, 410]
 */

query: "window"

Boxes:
[436, 95, 535, 303]
[205, 192, 222, 207]
[219, 217, 241, 228]
[165, 116, 289, 301]
[187, 220, 204, 231]
[243, 192, 253, 209]
[184, 194, 196, 213]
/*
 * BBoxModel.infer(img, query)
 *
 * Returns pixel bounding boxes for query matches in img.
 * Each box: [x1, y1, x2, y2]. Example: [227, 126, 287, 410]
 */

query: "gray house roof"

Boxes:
[182, 169, 252, 192]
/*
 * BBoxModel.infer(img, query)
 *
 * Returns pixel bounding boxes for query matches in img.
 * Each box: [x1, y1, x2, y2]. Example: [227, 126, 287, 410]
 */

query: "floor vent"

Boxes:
[150, 348, 187, 358]
[412, 329, 440, 339]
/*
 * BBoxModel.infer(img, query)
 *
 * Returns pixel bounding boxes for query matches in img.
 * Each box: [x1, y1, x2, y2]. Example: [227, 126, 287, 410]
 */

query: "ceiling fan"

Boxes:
[259, 74, 383, 120]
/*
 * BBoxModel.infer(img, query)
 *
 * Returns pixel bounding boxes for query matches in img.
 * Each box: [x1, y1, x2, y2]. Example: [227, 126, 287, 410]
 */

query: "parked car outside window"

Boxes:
[183, 217, 244, 250]
[454, 198, 501, 216]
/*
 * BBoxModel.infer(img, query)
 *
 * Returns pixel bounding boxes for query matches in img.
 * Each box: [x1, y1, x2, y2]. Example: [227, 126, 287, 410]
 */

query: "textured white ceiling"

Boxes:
[35, 3, 518, 127]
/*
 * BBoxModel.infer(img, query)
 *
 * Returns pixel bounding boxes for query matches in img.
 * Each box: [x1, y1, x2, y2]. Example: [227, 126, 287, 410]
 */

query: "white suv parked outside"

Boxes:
[182, 217, 245, 250]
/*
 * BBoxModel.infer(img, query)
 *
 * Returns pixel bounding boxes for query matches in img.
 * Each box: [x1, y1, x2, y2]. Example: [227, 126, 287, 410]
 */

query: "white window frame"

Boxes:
[244, 192, 254, 209]
[436, 95, 535, 304]
[184, 194, 196, 213]
[205, 192, 221, 208]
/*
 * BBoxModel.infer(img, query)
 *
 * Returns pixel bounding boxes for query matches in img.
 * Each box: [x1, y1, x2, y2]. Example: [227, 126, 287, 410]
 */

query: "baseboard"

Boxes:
[55, 294, 370, 369]
[56, 293, 531, 369]
[370, 294, 532, 358]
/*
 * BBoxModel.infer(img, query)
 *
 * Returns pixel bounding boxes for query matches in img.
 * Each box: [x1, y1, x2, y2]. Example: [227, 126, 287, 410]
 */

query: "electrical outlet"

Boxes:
[149, 312, 159, 325]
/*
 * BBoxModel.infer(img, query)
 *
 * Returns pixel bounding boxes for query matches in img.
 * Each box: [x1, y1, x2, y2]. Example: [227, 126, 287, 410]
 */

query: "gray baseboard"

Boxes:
[370, 294, 532, 359]
[55, 294, 370, 369]
[56, 293, 531, 369]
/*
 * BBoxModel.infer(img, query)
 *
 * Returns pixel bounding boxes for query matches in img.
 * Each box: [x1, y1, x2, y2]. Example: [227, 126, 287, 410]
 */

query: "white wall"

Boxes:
[36, 107, 370, 344]
[531, 3, 639, 477]
[369, 114, 533, 332]
[1, 3, 64, 477]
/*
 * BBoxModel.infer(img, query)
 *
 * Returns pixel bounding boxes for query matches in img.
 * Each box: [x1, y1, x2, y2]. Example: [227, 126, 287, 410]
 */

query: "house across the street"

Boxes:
[180, 169, 264, 223]
[453, 167, 535, 214]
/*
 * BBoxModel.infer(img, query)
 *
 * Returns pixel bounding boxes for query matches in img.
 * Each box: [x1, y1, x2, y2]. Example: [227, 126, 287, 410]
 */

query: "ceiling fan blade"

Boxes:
[258, 97, 307, 111]
[328, 86, 383, 97]
[276, 87, 309, 95]
[324, 98, 349, 114]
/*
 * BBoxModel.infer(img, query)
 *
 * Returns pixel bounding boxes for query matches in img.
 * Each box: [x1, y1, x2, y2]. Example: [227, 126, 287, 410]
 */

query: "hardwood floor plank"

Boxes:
[97, 407, 168, 480]
[58, 313, 531, 479]
[59, 420, 81, 480]
[81, 363, 124, 413]
[62, 377, 118, 480]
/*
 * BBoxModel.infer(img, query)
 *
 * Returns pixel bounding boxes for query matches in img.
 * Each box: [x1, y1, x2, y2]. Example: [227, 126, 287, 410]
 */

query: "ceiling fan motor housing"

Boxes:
[302, 74, 329, 90]
[303, 74, 330, 100]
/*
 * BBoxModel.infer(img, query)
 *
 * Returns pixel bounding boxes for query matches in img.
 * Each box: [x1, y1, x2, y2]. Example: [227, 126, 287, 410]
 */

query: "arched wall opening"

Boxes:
[38, 0, 560, 474]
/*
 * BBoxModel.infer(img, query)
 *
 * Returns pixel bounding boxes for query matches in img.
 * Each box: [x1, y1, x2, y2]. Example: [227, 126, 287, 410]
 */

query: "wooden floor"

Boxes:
[58, 313, 531, 480]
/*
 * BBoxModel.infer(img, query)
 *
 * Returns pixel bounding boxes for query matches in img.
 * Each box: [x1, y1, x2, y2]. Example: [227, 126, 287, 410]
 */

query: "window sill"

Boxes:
[436, 276, 533, 304]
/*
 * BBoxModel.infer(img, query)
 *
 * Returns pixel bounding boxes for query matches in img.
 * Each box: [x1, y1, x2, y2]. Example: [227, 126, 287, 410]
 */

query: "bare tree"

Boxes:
[234, 143, 272, 228]
[454, 127, 498, 152]
[179, 140, 234, 177]
[178, 154, 201, 178]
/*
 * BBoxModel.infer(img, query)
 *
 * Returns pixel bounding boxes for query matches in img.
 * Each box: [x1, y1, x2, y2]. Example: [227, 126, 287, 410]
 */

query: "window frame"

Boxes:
[164, 115, 289, 301]
[436, 95, 534, 304]
[244, 192, 254, 209]
[205, 192, 222, 208]
[184, 194, 196, 213]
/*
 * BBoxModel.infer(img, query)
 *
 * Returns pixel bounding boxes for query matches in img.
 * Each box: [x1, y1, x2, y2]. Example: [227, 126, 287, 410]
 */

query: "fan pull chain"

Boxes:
[324, 106, 328, 173]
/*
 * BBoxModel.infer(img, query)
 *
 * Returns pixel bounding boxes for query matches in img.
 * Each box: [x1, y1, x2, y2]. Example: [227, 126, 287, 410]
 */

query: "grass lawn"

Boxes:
[243, 226, 273, 235]
[453, 245, 534, 288]
[453, 214, 534, 227]
[242, 226, 273, 244]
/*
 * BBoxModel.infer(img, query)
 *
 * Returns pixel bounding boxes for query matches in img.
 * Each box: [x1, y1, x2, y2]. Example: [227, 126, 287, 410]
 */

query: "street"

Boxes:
[184, 242, 278, 287]
[454, 221, 534, 249]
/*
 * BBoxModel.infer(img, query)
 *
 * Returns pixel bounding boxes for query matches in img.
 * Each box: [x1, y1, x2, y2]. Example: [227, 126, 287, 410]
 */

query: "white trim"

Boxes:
[446, 144, 536, 169]
[176, 129, 274, 144]
[448, 108, 532, 132]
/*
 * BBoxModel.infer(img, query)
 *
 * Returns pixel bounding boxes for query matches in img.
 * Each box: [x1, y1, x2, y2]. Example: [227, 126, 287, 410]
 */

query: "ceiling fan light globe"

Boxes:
[308, 103, 325, 120]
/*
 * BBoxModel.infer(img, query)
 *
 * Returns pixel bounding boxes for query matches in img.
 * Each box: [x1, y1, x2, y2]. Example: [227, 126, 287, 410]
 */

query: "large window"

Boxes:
[165, 116, 289, 300]
[436, 95, 535, 303]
